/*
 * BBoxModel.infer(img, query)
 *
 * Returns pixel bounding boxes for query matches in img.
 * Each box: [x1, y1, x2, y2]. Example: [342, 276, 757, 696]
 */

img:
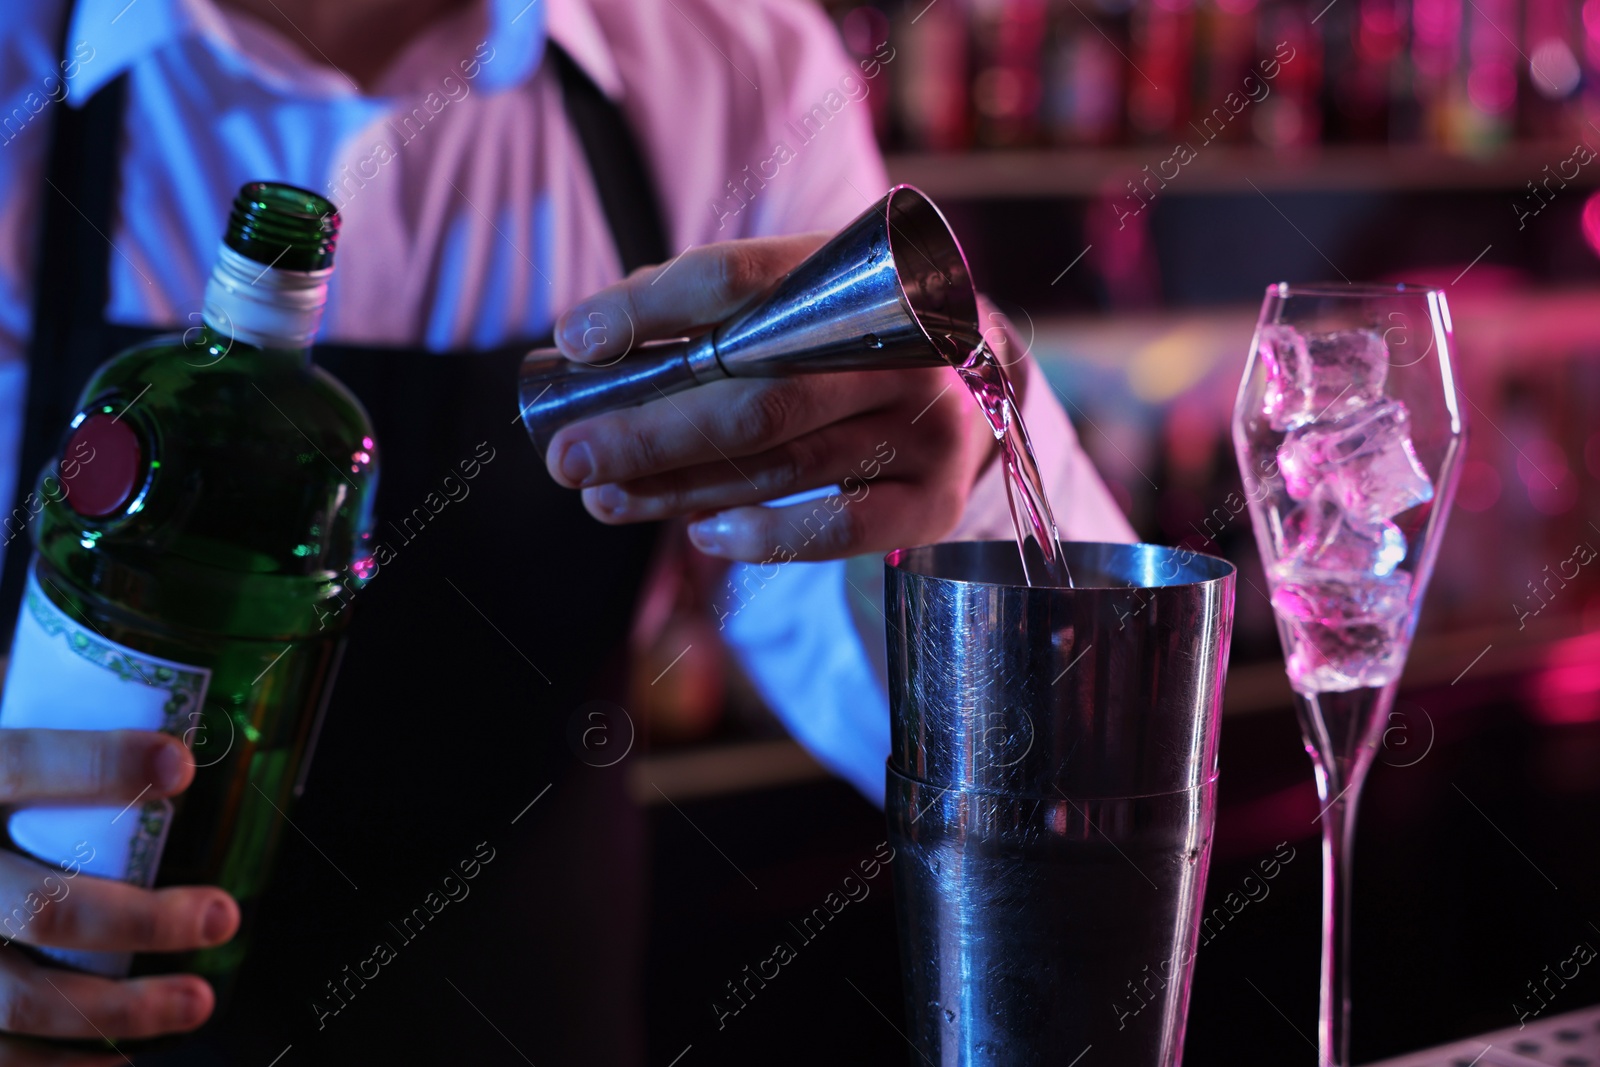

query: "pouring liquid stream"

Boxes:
[949, 337, 1073, 588]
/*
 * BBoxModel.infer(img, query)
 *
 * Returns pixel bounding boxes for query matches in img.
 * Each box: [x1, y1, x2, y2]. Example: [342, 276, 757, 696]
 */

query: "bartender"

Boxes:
[0, 0, 1131, 1062]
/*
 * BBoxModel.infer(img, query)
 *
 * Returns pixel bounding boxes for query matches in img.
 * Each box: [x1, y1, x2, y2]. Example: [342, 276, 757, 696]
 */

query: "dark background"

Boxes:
[643, 676, 1600, 1066]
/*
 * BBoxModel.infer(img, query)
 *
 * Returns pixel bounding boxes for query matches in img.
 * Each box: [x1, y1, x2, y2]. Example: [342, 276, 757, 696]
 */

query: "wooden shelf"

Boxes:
[1026, 285, 1600, 395]
[625, 615, 1600, 801]
[885, 140, 1600, 199]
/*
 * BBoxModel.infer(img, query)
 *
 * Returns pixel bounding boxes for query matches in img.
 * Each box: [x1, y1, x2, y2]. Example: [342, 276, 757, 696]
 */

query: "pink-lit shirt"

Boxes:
[0, 0, 1133, 802]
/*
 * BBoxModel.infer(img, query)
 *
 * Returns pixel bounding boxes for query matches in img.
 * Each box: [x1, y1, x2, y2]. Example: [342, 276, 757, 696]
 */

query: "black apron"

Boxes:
[6, 24, 669, 1067]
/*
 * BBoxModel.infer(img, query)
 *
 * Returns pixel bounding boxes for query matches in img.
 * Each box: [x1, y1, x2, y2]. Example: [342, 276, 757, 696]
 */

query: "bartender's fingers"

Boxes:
[680, 478, 966, 562]
[579, 415, 896, 524]
[0, 850, 237, 954]
[552, 233, 829, 364]
[0, 1033, 122, 1066]
[546, 372, 898, 489]
[0, 951, 212, 1040]
[0, 731, 192, 805]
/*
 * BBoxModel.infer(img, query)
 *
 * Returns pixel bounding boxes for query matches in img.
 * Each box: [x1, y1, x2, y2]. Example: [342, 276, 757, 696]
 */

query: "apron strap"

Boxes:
[547, 44, 672, 274]
[22, 13, 125, 432]
[1, 19, 127, 617]
[3, 24, 671, 617]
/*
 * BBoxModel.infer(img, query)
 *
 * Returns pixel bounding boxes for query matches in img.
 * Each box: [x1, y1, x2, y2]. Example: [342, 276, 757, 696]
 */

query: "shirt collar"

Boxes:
[64, 0, 598, 104]
[546, 0, 622, 98]
[68, 0, 212, 104]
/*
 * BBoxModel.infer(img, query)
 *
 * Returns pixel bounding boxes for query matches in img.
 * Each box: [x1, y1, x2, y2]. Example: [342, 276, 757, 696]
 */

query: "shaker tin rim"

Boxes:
[886, 540, 1236, 592]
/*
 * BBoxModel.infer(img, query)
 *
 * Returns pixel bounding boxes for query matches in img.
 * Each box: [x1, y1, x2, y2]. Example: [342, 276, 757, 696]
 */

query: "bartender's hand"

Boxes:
[546, 233, 1000, 562]
[0, 730, 238, 1048]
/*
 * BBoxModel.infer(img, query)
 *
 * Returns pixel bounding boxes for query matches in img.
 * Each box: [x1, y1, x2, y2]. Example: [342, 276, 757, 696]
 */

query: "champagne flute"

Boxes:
[1231, 284, 1466, 1067]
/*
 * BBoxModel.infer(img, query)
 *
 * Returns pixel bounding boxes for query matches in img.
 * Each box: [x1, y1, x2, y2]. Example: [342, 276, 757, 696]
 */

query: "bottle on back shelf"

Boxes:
[1518, 0, 1586, 141]
[971, 0, 1050, 147]
[0, 182, 377, 984]
[1448, 0, 1519, 150]
[1192, 0, 1261, 144]
[1410, 0, 1462, 144]
[1042, 0, 1128, 147]
[1126, 0, 1199, 142]
[892, 0, 974, 150]
[1253, 0, 1324, 146]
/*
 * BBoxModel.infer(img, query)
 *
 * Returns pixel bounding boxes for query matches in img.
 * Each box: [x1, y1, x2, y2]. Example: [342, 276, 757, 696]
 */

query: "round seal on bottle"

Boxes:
[62, 413, 144, 519]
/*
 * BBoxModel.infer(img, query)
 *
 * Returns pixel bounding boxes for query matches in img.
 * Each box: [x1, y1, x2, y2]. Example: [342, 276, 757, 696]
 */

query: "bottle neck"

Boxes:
[201, 242, 331, 353]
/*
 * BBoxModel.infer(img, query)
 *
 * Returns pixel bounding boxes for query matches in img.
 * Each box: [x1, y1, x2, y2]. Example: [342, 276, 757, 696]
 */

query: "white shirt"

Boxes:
[0, 0, 1133, 804]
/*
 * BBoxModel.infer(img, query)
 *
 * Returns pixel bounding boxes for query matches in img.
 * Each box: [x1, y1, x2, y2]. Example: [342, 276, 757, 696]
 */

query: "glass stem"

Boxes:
[1313, 755, 1364, 1067]
[1297, 684, 1392, 1067]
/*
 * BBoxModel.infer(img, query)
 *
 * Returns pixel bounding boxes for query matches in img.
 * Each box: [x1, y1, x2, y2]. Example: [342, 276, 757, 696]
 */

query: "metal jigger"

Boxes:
[886, 542, 1236, 1067]
[517, 185, 979, 450]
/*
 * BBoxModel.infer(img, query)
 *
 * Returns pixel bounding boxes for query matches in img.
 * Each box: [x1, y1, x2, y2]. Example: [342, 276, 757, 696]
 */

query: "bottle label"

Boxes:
[0, 563, 211, 976]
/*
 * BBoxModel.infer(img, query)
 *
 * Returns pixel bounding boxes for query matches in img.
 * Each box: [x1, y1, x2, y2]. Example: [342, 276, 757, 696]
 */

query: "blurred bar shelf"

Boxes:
[626, 614, 1600, 802]
[1223, 614, 1600, 717]
[1027, 285, 1600, 395]
[886, 141, 1600, 199]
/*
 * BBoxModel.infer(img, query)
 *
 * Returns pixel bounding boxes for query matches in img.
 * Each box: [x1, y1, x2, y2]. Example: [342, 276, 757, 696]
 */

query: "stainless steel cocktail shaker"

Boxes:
[886, 541, 1236, 1067]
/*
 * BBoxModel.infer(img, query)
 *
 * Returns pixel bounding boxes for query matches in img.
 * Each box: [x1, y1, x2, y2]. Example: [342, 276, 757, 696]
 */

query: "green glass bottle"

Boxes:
[0, 183, 377, 983]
